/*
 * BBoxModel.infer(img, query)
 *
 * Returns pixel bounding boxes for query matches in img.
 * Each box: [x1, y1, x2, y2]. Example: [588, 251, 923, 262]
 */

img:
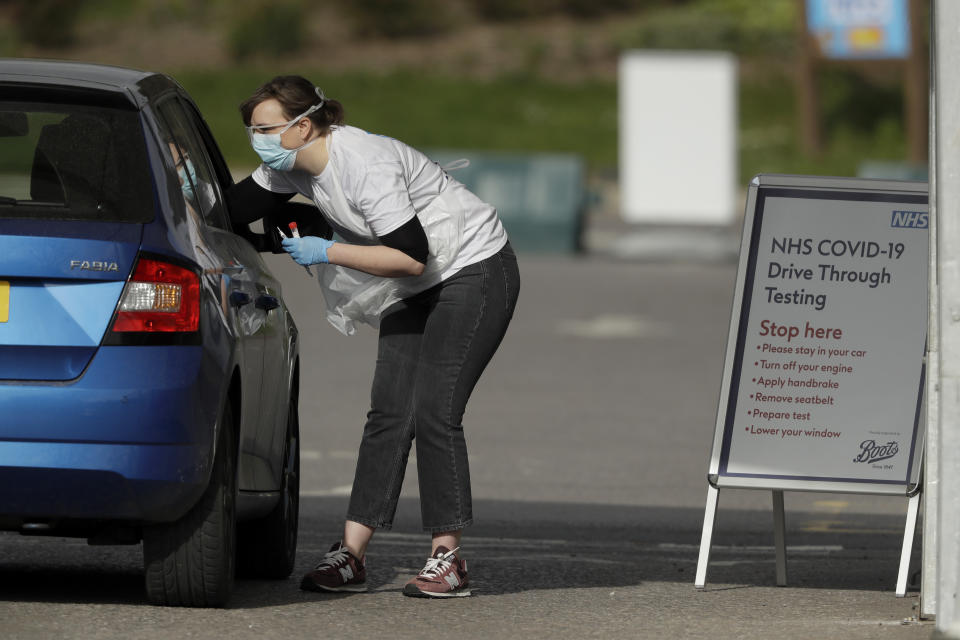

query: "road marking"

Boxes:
[376, 532, 571, 547]
[298, 536, 843, 557]
[812, 499, 850, 513]
[556, 314, 671, 339]
[297, 546, 620, 565]
[709, 560, 776, 567]
[301, 449, 358, 461]
[799, 519, 900, 534]
[835, 620, 924, 627]
[472, 554, 620, 565]
[657, 543, 842, 554]
[300, 485, 352, 497]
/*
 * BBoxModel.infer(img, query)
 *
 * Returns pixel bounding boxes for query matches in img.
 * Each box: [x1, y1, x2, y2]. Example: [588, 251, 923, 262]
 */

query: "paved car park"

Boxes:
[0, 252, 931, 638]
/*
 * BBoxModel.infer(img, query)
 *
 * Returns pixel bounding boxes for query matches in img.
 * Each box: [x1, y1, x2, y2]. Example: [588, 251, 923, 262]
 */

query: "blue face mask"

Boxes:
[250, 132, 311, 172]
[177, 158, 197, 201]
[246, 97, 325, 172]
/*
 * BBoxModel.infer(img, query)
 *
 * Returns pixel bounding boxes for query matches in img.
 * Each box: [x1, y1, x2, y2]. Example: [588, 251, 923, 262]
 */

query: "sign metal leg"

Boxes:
[773, 490, 787, 586]
[897, 491, 921, 597]
[695, 485, 719, 590]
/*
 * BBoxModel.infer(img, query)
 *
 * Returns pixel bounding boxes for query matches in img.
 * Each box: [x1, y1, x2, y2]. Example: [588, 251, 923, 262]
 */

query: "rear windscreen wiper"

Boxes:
[0, 198, 69, 208]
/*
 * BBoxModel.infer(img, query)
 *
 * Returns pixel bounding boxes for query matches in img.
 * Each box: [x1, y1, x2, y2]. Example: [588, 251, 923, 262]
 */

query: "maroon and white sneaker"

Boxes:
[300, 542, 367, 593]
[402, 546, 471, 598]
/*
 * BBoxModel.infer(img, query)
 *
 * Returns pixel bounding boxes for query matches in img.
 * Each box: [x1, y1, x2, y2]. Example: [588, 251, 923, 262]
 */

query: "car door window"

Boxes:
[180, 100, 235, 202]
[155, 99, 229, 230]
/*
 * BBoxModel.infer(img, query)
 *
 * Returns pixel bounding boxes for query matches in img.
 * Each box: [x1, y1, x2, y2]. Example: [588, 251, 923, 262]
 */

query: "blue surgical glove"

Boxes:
[281, 235, 335, 266]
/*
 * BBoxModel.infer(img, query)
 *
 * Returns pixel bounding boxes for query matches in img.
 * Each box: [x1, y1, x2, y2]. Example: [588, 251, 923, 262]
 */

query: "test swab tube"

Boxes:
[281, 223, 313, 276]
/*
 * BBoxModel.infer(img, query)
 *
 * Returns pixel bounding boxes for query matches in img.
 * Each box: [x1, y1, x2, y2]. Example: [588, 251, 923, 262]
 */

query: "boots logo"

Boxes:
[852, 440, 899, 464]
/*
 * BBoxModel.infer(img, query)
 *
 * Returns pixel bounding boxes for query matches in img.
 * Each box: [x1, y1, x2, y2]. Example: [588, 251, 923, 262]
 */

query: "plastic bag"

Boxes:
[315, 183, 466, 335]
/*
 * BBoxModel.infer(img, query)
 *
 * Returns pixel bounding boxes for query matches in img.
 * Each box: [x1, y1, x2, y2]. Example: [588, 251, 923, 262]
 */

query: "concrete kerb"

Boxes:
[580, 179, 745, 262]
[583, 223, 742, 262]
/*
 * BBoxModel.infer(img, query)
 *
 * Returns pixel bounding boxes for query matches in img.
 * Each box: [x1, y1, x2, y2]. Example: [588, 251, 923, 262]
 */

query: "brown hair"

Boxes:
[239, 75, 345, 134]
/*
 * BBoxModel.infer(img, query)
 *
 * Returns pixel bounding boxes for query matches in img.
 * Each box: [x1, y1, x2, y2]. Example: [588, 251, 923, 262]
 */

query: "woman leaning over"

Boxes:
[228, 75, 520, 598]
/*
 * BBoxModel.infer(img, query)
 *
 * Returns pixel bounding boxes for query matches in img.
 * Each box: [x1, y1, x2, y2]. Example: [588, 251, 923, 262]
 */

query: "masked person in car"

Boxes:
[228, 75, 519, 598]
[170, 144, 212, 214]
[167, 142, 219, 268]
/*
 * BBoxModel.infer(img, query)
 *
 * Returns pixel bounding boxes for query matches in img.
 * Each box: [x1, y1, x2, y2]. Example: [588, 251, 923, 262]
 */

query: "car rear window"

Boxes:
[0, 101, 154, 223]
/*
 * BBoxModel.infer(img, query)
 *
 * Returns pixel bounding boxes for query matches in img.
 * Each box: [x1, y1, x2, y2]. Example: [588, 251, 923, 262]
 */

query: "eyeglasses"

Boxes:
[245, 88, 326, 143]
[246, 118, 297, 144]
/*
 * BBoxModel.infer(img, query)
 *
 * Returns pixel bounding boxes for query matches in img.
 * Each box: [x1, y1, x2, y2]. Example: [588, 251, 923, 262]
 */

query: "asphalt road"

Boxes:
[0, 251, 931, 639]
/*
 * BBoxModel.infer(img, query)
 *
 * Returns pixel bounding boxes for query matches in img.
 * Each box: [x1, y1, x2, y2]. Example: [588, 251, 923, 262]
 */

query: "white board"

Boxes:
[708, 175, 927, 494]
[618, 51, 737, 225]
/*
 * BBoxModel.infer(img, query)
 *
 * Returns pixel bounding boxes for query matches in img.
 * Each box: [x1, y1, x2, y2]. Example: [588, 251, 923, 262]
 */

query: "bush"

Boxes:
[470, 0, 557, 21]
[558, 0, 668, 19]
[13, 0, 85, 48]
[820, 68, 904, 136]
[227, 0, 305, 60]
[0, 23, 18, 56]
[349, 0, 453, 38]
[470, 0, 682, 21]
[616, 0, 796, 55]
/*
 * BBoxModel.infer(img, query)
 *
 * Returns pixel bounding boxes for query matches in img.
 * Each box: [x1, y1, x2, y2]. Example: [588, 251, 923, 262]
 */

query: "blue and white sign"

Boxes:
[806, 0, 911, 59]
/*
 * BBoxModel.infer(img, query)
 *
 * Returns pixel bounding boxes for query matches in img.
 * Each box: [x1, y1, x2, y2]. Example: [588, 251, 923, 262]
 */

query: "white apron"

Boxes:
[313, 149, 466, 336]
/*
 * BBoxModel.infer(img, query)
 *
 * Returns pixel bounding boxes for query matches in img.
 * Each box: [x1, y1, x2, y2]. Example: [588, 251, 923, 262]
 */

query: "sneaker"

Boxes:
[402, 546, 471, 598]
[300, 542, 367, 592]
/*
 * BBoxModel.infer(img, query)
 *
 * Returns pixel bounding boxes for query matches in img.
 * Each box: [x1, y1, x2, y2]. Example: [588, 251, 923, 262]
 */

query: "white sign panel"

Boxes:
[710, 175, 927, 493]
[618, 51, 737, 225]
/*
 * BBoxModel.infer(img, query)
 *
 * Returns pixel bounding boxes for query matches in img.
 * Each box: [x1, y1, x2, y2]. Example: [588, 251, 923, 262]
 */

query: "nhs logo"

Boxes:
[891, 210, 928, 228]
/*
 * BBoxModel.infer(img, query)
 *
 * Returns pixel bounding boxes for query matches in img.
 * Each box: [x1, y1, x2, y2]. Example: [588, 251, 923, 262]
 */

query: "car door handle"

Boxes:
[229, 291, 252, 307]
[255, 294, 280, 311]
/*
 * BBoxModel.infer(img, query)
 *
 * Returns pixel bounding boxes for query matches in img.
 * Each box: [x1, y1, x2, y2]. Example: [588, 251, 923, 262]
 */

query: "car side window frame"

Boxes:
[177, 96, 236, 233]
[153, 97, 231, 231]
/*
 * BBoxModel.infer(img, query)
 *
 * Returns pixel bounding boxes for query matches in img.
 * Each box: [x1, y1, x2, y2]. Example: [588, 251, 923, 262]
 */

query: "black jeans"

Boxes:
[346, 243, 520, 532]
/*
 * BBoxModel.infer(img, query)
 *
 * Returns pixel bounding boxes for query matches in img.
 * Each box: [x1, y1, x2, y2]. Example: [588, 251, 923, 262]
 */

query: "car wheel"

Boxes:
[236, 396, 300, 579]
[143, 403, 237, 607]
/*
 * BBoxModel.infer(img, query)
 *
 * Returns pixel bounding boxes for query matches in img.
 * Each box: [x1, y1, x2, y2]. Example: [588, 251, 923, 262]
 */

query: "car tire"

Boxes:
[143, 403, 237, 607]
[237, 397, 300, 579]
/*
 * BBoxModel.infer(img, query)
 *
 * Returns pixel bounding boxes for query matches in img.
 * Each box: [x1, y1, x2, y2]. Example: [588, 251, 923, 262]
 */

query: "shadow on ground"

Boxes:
[0, 497, 918, 608]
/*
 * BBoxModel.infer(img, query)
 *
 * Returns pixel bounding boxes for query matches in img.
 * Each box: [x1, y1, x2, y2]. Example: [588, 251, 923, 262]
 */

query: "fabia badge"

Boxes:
[69, 260, 119, 272]
[853, 440, 899, 464]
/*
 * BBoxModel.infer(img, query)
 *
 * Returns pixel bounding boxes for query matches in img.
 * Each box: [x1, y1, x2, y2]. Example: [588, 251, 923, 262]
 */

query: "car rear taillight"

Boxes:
[110, 257, 199, 333]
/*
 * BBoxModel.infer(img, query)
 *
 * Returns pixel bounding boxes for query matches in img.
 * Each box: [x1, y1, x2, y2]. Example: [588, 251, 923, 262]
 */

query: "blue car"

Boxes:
[0, 60, 301, 607]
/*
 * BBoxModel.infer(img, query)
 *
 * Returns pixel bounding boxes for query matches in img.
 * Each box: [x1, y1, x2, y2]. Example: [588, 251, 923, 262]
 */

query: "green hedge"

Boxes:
[178, 68, 618, 170]
[227, 1, 306, 60]
[174, 66, 909, 181]
[617, 0, 796, 55]
[348, 0, 453, 38]
[12, 0, 86, 48]
[471, 0, 682, 21]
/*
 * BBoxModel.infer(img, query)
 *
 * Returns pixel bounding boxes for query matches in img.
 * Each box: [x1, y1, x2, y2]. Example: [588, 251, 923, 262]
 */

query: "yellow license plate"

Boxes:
[0, 281, 8, 323]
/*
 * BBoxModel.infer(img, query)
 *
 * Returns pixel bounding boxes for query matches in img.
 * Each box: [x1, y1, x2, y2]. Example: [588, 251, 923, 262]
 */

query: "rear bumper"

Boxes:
[0, 345, 219, 523]
[0, 448, 207, 522]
